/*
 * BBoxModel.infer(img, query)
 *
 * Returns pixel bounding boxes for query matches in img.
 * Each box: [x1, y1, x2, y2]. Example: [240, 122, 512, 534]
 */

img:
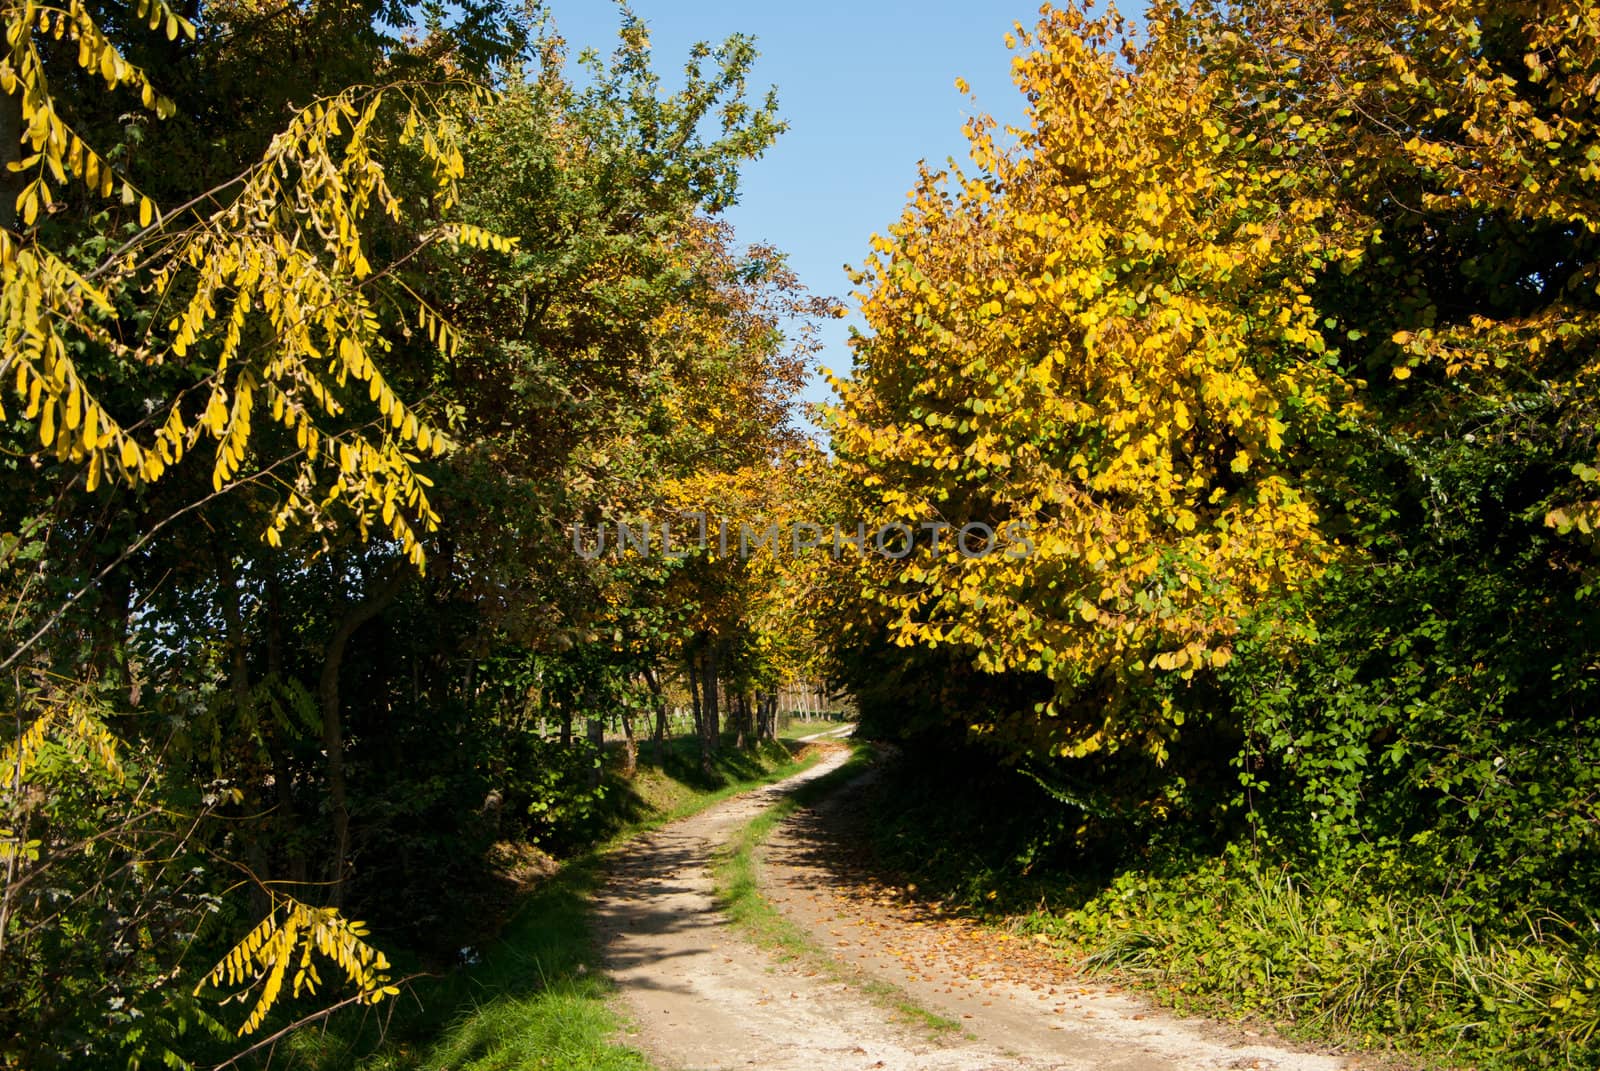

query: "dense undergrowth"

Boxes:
[1058, 862, 1600, 1068]
[857, 729, 1600, 1071]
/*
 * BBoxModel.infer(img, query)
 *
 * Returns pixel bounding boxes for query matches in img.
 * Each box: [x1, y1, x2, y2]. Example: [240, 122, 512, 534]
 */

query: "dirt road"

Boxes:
[594, 746, 1354, 1071]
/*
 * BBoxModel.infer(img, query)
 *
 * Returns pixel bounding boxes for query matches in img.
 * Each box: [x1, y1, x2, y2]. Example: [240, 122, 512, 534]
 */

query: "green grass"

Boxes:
[776, 717, 852, 740]
[360, 862, 648, 1071]
[1042, 860, 1600, 1070]
[711, 744, 963, 1039]
[276, 739, 823, 1071]
[596, 737, 820, 834]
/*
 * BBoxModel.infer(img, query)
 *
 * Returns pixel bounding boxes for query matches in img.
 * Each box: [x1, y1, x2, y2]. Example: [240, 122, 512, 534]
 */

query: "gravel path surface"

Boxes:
[595, 745, 1355, 1071]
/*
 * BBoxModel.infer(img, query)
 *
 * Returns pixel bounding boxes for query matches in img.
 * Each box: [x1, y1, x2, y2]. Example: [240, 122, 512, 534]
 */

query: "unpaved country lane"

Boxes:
[594, 747, 1351, 1071]
[762, 773, 1359, 1071]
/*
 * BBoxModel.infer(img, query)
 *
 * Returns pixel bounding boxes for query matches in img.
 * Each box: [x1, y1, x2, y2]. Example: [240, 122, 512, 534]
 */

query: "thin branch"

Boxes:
[85, 170, 267, 284]
[0, 451, 300, 674]
[206, 973, 431, 1071]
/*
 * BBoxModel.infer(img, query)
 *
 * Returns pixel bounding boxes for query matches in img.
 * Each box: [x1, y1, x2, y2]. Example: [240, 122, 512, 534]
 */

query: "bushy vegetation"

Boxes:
[1063, 861, 1600, 1068]
[823, 1, 1600, 1066]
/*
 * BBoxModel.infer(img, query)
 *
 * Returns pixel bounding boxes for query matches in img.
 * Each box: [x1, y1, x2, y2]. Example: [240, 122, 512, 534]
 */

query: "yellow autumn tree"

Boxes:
[828, 4, 1363, 757]
[1191, 0, 1600, 537]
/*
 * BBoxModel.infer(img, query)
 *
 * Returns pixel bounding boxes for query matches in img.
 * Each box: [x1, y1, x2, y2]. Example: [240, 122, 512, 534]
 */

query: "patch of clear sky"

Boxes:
[544, 2, 1040, 437]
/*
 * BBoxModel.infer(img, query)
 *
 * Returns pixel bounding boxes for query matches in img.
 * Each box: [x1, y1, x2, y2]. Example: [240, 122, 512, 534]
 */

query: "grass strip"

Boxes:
[288, 741, 826, 1071]
[712, 744, 964, 1039]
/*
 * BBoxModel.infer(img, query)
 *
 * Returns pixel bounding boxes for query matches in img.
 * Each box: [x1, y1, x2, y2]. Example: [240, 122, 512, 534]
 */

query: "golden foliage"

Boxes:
[830, 5, 1355, 754]
[0, 0, 515, 568]
[1205, 0, 1600, 530]
[1, 692, 125, 865]
[3, 0, 189, 226]
[195, 896, 397, 1036]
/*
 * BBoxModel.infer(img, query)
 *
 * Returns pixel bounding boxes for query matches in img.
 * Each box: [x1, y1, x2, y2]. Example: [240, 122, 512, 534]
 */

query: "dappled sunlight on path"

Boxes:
[596, 748, 1357, 1071]
[763, 776, 1365, 1071]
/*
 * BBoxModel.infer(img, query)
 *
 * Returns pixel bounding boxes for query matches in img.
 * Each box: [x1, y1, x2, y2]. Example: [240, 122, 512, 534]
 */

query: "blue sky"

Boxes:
[544, 2, 1039, 432]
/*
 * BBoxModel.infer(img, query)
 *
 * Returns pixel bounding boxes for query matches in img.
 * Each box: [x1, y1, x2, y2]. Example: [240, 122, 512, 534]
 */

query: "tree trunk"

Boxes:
[218, 558, 252, 738]
[758, 691, 776, 742]
[264, 576, 306, 889]
[743, 691, 760, 749]
[619, 700, 637, 779]
[586, 709, 605, 788]
[701, 643, 720, 770]
[217, 558, 271, 914]
[688, 653, 710, 775]
[642, 664, 668, 766]
[318, 563, 406, 907]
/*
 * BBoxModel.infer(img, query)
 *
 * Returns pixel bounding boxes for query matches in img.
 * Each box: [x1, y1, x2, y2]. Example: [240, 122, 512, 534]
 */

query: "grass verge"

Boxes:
[711, 744, 963, 1039]
[1034, 860, 1600, 1071]
[280, 740, 824, 1071]
[776, 718, 851, 741]
[848, 750, 1600, 1071]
